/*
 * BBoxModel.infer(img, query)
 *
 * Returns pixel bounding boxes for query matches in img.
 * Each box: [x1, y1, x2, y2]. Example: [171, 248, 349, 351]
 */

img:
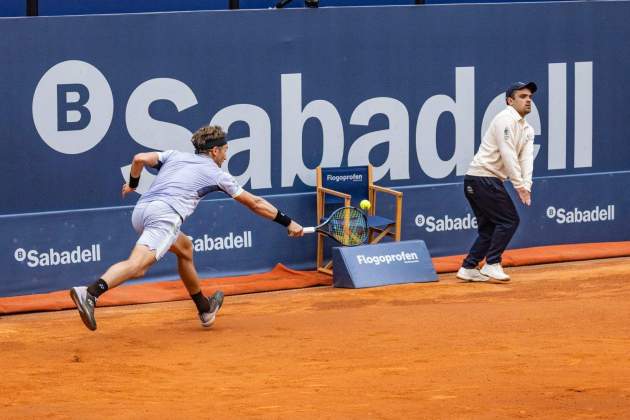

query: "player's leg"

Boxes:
[69, 201, 179, 331]
[462, 199, 495, 269]
[100, 244, 157, 288]
[169, 233, 223, 328]
[458, 176, 495, 281]
[479, 179, 519, 280]
[486, 184, 520, 264]
[169, 233, 201, 294]
[69, 244, 157, 331]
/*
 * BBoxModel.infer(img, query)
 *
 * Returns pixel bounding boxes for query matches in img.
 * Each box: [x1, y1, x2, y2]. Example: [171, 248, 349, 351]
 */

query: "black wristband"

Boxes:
[273, 211, 292, 227]
[129, 175, 140, 189]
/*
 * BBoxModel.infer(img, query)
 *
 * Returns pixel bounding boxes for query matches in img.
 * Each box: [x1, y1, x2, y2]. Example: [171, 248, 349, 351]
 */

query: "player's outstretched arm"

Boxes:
[122, 152, 160, 197]
[234, 191, 303, 237]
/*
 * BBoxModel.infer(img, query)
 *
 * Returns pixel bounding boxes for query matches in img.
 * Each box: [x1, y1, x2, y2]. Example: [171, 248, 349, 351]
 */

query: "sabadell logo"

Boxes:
[414, 213, 477, 233]
[546, 205, 615, 224]
[15, 244, 101, 268]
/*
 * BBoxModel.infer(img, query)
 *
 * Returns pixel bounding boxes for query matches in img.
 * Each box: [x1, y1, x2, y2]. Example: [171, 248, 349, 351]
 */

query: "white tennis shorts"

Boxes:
[132, 201, 182, 260]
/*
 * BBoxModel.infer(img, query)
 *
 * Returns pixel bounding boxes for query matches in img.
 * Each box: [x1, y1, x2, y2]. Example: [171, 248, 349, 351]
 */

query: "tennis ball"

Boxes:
[360, 199, 371, 211]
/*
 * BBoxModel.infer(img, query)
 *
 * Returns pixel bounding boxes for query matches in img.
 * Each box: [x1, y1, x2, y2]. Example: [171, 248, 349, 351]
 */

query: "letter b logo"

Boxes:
[32, 60, 113, 154]
[57, 84, 91, 131]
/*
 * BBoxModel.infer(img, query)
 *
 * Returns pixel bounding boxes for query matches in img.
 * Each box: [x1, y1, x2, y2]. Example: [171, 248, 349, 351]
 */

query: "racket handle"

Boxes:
[303, 227, 315, 234]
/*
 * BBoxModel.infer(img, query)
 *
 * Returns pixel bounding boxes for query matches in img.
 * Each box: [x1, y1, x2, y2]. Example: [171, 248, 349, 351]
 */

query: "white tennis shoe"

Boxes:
[199, 290, 224, 328]
[69, 286, 97, 331]
[480, 263, 510, 281]
[456, 267, 489, 282]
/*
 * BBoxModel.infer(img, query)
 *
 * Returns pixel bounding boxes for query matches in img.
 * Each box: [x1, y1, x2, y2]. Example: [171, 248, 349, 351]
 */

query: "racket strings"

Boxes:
[327, 208, 368, 246]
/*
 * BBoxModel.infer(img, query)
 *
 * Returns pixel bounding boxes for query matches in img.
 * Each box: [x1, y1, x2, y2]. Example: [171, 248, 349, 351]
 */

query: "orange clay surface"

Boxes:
[1, 257, 630, 419]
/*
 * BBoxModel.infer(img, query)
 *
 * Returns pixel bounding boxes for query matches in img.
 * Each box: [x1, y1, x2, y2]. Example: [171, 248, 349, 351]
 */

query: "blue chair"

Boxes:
[315, 165, 403, 274]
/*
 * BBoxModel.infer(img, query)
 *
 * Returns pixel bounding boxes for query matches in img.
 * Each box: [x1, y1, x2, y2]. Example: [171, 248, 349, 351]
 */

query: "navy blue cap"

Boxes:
[506, 81, 537, 98]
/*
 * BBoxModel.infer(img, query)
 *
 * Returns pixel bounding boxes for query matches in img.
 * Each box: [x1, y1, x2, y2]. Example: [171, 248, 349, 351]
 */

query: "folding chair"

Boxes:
[315, 165, 403, 275]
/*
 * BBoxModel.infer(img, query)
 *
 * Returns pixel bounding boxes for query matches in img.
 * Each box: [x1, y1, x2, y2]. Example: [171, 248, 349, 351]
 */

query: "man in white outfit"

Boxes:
[70, 125, 304, 330]
[457, 82, 536, 282]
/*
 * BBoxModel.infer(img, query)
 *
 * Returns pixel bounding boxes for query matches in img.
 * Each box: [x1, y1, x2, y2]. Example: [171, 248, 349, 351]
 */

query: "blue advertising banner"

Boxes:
[1, 0, 23, 17]
[1, 2, 629, 296]
[0, 1, 425, 18]
[332, 240, 437, 288]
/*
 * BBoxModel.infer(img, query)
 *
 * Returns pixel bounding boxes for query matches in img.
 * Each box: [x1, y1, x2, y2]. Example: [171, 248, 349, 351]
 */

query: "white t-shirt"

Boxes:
[137, 150, 243, 220]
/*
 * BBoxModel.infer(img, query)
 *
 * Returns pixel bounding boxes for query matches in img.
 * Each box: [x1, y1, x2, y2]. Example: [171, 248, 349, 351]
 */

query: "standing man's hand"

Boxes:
[287, 221, 304, 237]
[516, 187, 531, 206]
[122, 183, 136, 198]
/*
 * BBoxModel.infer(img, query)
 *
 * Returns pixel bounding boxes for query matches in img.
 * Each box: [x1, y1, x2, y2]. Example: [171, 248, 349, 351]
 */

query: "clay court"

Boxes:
[1, 257, 629, 419]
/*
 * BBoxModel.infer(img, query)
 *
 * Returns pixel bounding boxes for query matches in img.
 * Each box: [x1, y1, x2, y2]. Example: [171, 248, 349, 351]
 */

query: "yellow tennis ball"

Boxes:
[360, 199, 371, 211]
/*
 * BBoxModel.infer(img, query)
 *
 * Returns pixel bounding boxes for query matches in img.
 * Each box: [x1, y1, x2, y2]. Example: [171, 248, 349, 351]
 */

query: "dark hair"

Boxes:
[191, 125, 226, 153]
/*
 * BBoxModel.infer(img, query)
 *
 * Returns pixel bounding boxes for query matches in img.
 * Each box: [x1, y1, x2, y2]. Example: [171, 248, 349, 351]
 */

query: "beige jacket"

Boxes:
[466, 105, 534, 191]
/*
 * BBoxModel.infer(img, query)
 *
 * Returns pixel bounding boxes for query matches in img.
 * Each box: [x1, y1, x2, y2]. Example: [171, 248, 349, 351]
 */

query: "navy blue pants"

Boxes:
[462, 175, 520, 268]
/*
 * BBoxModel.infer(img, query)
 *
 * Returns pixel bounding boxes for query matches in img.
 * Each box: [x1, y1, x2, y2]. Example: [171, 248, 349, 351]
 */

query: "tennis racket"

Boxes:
[303, 206, 368, 246]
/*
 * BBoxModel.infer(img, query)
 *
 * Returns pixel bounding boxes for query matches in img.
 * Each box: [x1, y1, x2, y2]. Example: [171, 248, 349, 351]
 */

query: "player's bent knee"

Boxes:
[129, 263, 145, 278]
[175, 249, 193, 263]
[180, 235, 193, 250]
[171, 235, 193, 259]
[183, 243, 194, 259]
[127, 258, 152, 278]
[180, 241, 193, 256]
[134, 263, 152, 278]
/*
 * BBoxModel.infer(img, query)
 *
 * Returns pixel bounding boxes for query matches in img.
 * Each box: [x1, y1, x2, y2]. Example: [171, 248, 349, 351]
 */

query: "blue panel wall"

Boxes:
[1, 0, 418, 17]
[2, 0, 575, 18]
[1, 2, 629, 296]
[2, 0, 24, 17]
[37, 0, 228, 15]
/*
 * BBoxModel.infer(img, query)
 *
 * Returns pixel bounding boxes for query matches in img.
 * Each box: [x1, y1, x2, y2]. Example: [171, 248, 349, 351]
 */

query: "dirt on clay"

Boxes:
[1, 257, 629, 419]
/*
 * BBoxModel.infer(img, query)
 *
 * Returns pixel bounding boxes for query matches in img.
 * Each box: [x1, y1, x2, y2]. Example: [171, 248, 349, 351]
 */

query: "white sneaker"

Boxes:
[199, 290, 224, 328]
[456, 267, 489, 282]
[480, 263, 510, 281]
[69, 286, 97, 331]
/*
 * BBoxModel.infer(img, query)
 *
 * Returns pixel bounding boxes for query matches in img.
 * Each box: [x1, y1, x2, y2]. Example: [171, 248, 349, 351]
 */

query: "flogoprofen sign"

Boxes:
[333, 240, 437, 288]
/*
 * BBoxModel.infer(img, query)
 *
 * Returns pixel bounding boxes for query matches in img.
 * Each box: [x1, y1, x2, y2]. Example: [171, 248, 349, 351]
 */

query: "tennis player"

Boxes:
[457, 82, 536, 282]
[70, 125, 303, 331]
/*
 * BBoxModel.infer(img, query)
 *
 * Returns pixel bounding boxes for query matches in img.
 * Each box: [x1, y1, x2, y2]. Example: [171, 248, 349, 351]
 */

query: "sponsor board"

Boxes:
[415, 213, 477, 233]
[356, 251, 419, 266]
[546, 205, 615, 224]
[325, 173, 364, 183]
[188, 231, 253, 252]
[333, 240, 437, 288]
[14, 244, 101, 268]
[31, 62, 593, 195]
[3, 3, 630, 297]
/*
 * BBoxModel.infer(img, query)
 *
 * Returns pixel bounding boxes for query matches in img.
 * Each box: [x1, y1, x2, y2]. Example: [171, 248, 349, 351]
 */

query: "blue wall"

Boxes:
[1, 2, 629, 296]
[2, 0, 418, 17]
[1, 0, 576, 17]
[2, 0, 24, 17]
